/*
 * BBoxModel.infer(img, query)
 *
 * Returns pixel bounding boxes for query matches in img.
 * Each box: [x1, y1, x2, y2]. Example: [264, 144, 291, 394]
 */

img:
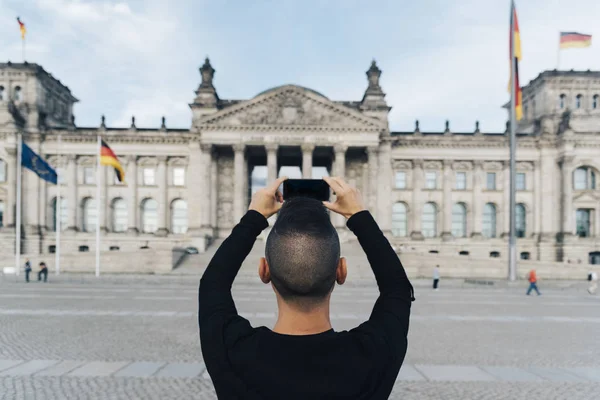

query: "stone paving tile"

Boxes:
[68, 361, 129, 377]
[154, 362, 205, 378]
[35, 360, 86, 376]
[415, 365, 497, 381]
[396, 364, 426, 381]
[567, 367, 600, 382]
[481, 366, 545, 382]
[527, 367, 588, 382]
[114, 361, 166, 378]
[0, 360, 58, 376]
[0, 360, 24, 373]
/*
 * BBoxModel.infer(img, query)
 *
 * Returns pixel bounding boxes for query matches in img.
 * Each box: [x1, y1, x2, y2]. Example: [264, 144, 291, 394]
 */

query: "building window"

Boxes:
[141, 198, 158, 233]
[422, 202, 437, 238]
[13, 86, 22, 102]
[49, 245, 56, 254]
[79, 245, 89, 252]
[0, 86, 4, 101]
[576, 209, 591, 237]
[459, 251, 470, 256]
[516, 172, 526, 190]
[451, 203, 467, 238]
[486, 172, 496, 190]
[82, 198, 97, 232]
[0, 200, 3, 228]
[110, 246, 120, 251]
[0, 159, 6, 182]
[51, 197, 68, 232]
[482, 203, 497, 238]
[391, 202, 408, 237]
[143, 168, 155, 186]
[455, 172, 466, 190]
[593, 95, 599, 109]
[83, 167, 95, 184]
[173, 167, 185, 186]
[516, 204, 526, 238]
[490, 251, 500, 258]
[559, 94, 566, 109]
[520, 252, 531, 260]
[576, 94, 583, 109]
[112, 198, 127, 233]
[395, 171, 406, 189]
[425, 172, 437, 189]
[171, 199, 188, 234]
[589, 252, 600, 265]
[574, 167, 596, 190]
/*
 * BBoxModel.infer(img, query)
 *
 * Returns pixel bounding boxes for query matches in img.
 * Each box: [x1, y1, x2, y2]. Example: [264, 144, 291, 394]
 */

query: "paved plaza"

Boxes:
[0, 269, 599, 399]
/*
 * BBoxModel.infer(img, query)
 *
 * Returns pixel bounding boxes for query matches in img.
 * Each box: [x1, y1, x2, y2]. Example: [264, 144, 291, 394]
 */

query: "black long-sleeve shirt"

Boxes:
[199, 210, 414, 400]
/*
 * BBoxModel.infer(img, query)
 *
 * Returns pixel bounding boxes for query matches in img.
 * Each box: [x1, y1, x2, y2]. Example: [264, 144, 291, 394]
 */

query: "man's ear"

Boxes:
[259, 257, 271, 284]
[336, 257, 347, 285]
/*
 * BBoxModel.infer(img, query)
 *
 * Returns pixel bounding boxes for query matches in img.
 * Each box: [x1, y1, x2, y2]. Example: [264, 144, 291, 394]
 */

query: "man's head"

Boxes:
[260, 197, 346, 310]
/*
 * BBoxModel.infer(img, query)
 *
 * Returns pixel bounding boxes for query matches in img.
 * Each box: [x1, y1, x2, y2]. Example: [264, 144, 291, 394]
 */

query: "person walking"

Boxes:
[526, 269, 540, 295]
[588, 271, 598, 295]
[433, 265, 440, 290]
[37, 262, 48, 283]
[24, 259, 32, 283]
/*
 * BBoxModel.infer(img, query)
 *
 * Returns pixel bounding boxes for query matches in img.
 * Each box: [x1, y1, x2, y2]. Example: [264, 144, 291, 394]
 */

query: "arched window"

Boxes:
[0, 200, 4, 228]
[391, 202, 408, 237]
[0, 159, 6, 182]
[559, 94, 566, 109]
[82, 198, 97, 232]
[112, 198, 127, 232]
[0, 86, 4, 101]
[451, 203, 467, 238]
[171, 199, 188, 234]
[141, 198, 158, 233]
[576, 94, 583, 109]
[51, 197, 68, 232]
[422, 202, 437, 238]
[574, 167, 596, 190]
[515, 204, 526, 238]
[13, 86, 22, 102]
[593, 95, 599, 109]
[482, 203, 497, 238]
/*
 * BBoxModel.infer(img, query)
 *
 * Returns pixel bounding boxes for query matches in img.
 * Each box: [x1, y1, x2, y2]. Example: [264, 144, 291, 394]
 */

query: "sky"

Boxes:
[1, 0, 599, 133]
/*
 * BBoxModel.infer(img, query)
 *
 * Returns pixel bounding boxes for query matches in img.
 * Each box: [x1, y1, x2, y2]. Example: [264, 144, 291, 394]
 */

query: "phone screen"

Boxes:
[283, 179, 330, 201]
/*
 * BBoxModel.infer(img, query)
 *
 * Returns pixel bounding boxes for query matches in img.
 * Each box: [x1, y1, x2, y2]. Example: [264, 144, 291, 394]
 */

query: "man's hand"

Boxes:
[322, 177, 366, 219]
[248, 176, 287, 219]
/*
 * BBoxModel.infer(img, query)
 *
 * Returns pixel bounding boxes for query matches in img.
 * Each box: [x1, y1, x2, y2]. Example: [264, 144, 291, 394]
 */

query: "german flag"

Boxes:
[560, 32, 592, 49]
[17, 17, 26, 40]
[100, 140, 125, 183]
[509, 0, 523, 120]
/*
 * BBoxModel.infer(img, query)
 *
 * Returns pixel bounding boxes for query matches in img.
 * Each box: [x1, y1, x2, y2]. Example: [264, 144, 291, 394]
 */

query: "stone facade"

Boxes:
[1, 60, 600, 265]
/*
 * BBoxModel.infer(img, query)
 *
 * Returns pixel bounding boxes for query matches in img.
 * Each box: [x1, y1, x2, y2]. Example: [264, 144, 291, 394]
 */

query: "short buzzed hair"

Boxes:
[265, 197, 340, 308]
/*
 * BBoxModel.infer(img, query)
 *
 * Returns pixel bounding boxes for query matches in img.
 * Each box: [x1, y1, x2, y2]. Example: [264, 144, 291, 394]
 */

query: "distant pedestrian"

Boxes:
[38, 262, 48, 283]
[588, 271, 598, 295]
[433, 265, 440, 290]
[526, 269, 540, 296]
[24, 259, 32, 283]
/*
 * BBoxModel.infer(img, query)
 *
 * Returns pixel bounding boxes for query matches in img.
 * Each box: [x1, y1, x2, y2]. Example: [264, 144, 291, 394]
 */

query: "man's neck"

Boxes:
[272, 298, 332, 335]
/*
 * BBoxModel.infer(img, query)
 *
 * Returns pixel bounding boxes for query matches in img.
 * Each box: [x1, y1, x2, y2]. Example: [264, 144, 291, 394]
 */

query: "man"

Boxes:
[588, 271, 598, 295]
[526, 268, 540, 296]
[199, 176, 414, 400]
[432, 265, 440, 290]
[24, 259, 32, 283]
[38, 262, 48, 283]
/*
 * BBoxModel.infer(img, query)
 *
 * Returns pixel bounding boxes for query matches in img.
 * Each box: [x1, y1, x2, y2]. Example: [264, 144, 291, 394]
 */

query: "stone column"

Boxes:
[67, 155, 78, 231]
[5, 149, 16, 228]
[410, 159, 424, 240]
[101, 163, 109, 231]
[367, 146, 379, 214]
[333, 144, 347, 228]
[539, 147, 558, 241]
[126, 156, 138, 233]
[210, 150, 218, 228]
[39, 173, 47, 231]
[502, 161, 510, 237]
[471, 161, 483, 238]
[156, 156, 168, 236]
[441, 160, 453, 240]
[233, 144, 246, 223]
[534, 161, 541, 238]
[561, 156, 574, 236]
[266, 144, 278, 183]
[301, 144, 314, 179]
[200, 144, 213, 228]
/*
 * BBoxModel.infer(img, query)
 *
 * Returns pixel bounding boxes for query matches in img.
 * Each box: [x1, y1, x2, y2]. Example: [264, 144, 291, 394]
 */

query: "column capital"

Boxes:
[265, 143, 279, 152]
[473, 160, 484, 169]
[443, 159, 453, 169]
[333, 144, 348, 154]
[233, 143, 245, 153]
[559, 155, 576, 167]
[413, 158, 424, 169]
[301, 143, 315, 153]
[366, 145, 379, 155]
[156, 156, 168, 164]
[66, 154, 77, 163]
[126, 155, 137, 164]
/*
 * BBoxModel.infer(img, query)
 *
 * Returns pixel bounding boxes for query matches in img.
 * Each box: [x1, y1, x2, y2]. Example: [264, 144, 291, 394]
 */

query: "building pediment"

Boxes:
[573, 191, 600, 204]
[197, 85, 384, 132]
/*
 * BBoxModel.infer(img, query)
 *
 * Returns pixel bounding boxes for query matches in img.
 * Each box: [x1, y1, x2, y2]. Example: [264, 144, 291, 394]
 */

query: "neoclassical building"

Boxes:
[0, 59, 599, 264]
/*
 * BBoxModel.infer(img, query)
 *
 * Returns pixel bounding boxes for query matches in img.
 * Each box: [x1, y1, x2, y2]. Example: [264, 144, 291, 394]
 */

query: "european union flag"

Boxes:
[21, 142, 57, 184]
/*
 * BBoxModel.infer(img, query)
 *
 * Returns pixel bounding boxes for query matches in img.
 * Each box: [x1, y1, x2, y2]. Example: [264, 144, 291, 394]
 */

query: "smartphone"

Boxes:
[283, 179, 330, 201]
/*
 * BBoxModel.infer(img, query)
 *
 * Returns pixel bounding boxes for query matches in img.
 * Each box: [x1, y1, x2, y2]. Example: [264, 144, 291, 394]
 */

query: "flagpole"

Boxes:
[556, 32, 561, 69]
[22, 37, 25, 62]
[55, 135, 61, 275]
[508, 3, 518, 282]
[96, 135, 101, 277]
[15, 133, 22, 276]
